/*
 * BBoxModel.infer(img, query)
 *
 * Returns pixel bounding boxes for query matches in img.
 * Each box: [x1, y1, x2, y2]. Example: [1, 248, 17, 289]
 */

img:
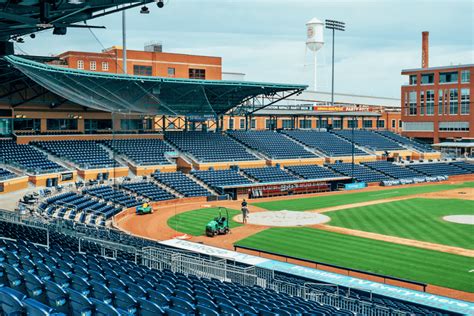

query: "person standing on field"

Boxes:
[241, 199, 249, 224]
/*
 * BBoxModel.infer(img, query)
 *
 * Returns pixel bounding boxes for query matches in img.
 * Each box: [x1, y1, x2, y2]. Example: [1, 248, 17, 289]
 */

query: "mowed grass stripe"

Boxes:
[235, 228, 474, 292]
[252, 181, 474, 211]
[327, 198, 474, 249]
[167, 207, 242, 236]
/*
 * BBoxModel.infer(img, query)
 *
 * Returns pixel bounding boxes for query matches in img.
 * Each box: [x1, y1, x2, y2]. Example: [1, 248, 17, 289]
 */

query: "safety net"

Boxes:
[5, 55, 306, 116]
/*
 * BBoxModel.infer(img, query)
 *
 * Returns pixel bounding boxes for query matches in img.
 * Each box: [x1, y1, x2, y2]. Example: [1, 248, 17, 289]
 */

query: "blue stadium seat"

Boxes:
[0, 286, 26, 315]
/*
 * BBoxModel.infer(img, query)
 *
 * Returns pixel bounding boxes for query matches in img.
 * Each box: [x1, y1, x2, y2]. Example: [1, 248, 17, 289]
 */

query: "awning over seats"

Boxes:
[5, 55, 307, 116]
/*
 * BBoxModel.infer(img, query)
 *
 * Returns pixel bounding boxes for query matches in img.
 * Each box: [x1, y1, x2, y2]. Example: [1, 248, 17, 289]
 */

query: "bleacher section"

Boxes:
[121, 181, 176, 201]
[241, 167, 300, 183]
[165, 132, 258, 162]
[38, 191, 121, 225]
[405, 162, 471, 177]
[102, 139, 173, 166]
[83, 186, 143, 208]
[227, 130, 317, 159]
[152, 172, 211, 197]
[0, 167, 16, 181]
[327, 163, 392, 183]
[191, 169, 254, 190]
[282, 130, 369, 156]
[450, 161, 474, 173]
[375, 130, 435, 153]
[285, 164, 344, 180]
[0, 140, 65, 174]
[332, 130, 404, 151]
[33, 140, 118, 169]
[361, 161, 423, 179]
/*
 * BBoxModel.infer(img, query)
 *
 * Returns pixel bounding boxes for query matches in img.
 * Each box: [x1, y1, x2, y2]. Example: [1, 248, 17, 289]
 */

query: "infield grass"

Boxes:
[168, 207, 242, 236]
[235, 228, 474, 292]
[252, 181, 474, 211]
[326, 198, 474, 249]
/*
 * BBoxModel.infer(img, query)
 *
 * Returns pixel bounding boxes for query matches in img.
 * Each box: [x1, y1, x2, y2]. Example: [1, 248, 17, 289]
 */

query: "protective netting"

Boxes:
[5, 55, 306, 116]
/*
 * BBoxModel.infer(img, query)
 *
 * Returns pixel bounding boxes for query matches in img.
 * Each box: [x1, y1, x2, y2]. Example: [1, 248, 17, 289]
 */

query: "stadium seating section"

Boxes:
[165, 132, 258, 162]
[375, 130, 435, 153]
[332, 130, 404, 151]
[227, 130, 317, 159]
[0, 168, 16, 181]
[241, 167, 300, 183]
[102, 139, 173, 166]
[121, 181, 176, 201]
[152, 172, 211, 197]
[0, 217, 454, 316]
[0, 140, 65, 174]
[191, 169, 254, 190]
[285, 164, 344, 180]
[405, 162, 471, 177]
[327, 163, 392, 183]
[282, 130, 369, 157]
[83, 186, 143, 208]
[361, 161, 423, 179]
[449, 161, 474, 173]
[33, 140, 119, 169]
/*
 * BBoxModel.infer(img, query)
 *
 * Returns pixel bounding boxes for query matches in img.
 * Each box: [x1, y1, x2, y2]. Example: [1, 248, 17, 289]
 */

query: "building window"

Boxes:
[398, 120, 402, 128]
[332, 120, 341, 129]
[239, 118, 245, 129]
[265, 119, 275, 130]
[409, 75, 417, 85]
[77, 60, 84, 70]
[299, 119, 312, 129]
[102, 62, 109, 71]
[409, 91, 417, 115]
[14, 118, 41, 131]
[121, 119, 147, 130]
[363, 120, 373, 128]
[376, 120, 385, 128]
[426, 90, 434, 115]
[421, 73, 434, 84]
[84, 119, 112, 132]
[189, 68, 206, 80]
[420, 91, 425, 116]
[348, 119, 358, 129]
[90, 61, 96, 71]
[46, 119, 78, 131]
[439, 71, 458, 84]
[439, 122, 469, 132]
[438, 89, 443, 115]
[404, 92, 408, 116]
[228, 118, 234, 130]
[250, 119, 256, 129]
[461, 88, 470, 115]
[461, 70, 470, 83]
[282, 119, 294, 129]
[449, 88, 458, 115]
[133, 65, 152, 76]
[168, 67, 176, 77]
[391, 119, 396, 128]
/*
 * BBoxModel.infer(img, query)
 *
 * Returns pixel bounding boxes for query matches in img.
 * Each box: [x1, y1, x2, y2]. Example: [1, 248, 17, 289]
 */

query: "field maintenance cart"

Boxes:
[136, 202, 153, 215]
[205, 207, 230, 237]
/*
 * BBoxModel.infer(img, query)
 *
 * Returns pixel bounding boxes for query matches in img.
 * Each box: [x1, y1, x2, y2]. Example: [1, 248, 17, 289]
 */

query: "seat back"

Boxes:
[196, 304, 220, 316]
[137, 298, 165, 316]
[0, 287, 26, 315]
[23, 298, 58, 316]
[112, 288, 138, 315]
[90, 298, 121, 316]
[90, 280, 113, 304]
[23, 271, 48, 304]
[44, 280, 69, 314]
[67, 288, 93, 316]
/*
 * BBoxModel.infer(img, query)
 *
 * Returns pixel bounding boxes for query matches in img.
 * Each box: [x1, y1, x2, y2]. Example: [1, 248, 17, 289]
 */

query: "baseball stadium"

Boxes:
[0, 1, 473, 315]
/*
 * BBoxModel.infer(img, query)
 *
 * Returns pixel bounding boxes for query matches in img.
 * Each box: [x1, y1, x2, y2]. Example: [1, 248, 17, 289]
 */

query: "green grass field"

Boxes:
[168, 207, 242, 236]
[235, 228, 474, 292]
[326, 198, 474, 249]
[252, 181, 474, 211]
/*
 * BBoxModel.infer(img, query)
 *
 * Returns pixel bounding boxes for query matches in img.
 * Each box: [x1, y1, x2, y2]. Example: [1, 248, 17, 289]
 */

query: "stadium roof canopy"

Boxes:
[5, 55, 307, 116]
[0, 0, 155, 41]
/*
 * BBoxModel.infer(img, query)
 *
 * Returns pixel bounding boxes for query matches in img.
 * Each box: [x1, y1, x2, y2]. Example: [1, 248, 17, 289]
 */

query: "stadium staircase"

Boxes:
[149, 178, 185, 199]
[185, 173, 221, 196]
[279, 133, 325, 157]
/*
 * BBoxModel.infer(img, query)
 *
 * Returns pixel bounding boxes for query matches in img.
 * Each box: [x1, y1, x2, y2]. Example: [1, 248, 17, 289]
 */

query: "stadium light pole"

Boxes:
[325, 19, 351, 180]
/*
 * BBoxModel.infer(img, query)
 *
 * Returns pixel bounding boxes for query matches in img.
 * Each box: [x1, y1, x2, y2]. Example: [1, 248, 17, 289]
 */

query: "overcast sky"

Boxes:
[19, 0, 473, 98]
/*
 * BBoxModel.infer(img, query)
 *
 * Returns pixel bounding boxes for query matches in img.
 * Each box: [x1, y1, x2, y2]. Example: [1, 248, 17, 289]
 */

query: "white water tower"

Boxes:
[306, 18, 325, 91]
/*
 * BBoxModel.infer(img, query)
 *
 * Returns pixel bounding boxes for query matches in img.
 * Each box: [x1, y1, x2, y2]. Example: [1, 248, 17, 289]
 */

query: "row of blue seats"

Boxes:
[0, 168, 16, 181]
[227, 131, 317, 159]
[406, 162, 470, 177]
[332, 130, 403, 151]
[327, 163, 392, 183]
[33, 140, 119, 169]
[0, 140, 65, 174]
[285, 164, 343, 180]
[191, 170, 254, 189]
[102, 139, 173, 166]
[84, 186, 143, 208]
[281, 130, 369, 157]
[152, 172, 211, 197]
[241, 167, 300, 183]
[165, 132, 259, 163]
[120, 181, 176, 202]
[375, 130, 435, 153]
[361, 161, 422, 179]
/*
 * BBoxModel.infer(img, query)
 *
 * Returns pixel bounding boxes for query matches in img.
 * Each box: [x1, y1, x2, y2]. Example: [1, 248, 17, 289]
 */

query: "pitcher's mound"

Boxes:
[235, 210, 330, 227]
[442, 215, 474, 225]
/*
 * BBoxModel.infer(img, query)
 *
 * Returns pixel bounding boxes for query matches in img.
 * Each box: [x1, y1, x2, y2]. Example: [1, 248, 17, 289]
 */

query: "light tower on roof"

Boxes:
[306, 18, 325, 91]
